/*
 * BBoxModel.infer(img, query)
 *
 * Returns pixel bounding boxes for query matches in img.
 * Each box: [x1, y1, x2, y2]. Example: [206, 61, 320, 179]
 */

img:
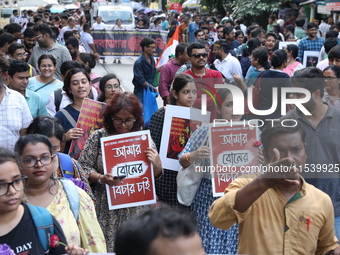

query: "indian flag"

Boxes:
[154, 26, 180, 86]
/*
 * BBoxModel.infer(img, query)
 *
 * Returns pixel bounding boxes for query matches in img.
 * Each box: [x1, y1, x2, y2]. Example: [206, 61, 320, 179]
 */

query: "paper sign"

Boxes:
[209, 122, 260, 197]
[101, 130, 157, 210]
[159, 105, 210, 171]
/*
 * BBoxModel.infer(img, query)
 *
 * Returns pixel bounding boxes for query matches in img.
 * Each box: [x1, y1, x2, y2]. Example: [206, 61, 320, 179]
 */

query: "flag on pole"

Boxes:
[154, 25, 180, 86]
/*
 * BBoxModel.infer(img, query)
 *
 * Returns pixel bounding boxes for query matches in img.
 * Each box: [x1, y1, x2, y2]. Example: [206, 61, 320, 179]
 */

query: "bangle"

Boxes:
[186, 153, 190, 164]
[97, 174, 103, 184]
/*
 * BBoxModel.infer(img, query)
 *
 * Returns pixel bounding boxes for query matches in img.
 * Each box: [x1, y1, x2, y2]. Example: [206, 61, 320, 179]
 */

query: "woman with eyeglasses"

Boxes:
[26, 116, 94, 200]
[55, 68, 91, 154]
[14, 134, 106, 253]
[78, 91, 163, 252]
[0, 147, 89, 254]
[97, 74, 121, 103]
[323, 65, 340, 108]
[27, 54, 63, 105]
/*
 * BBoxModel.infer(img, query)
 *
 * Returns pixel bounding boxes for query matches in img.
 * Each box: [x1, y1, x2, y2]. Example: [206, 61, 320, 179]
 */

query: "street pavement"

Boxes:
[92, 56, 163, 108]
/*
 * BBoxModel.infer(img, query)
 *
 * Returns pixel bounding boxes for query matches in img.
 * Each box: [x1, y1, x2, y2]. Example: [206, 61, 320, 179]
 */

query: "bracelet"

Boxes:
[186, 153, 190, 163]
[97, 174, 103, 184]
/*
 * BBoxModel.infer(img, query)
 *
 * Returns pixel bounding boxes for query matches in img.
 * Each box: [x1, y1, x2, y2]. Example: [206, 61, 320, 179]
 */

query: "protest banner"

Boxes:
[101, 130, 157, 210]
[92, 29, 168, 57]
[159, 105, 210, 171]
[208, 122, 260, 197]
[68, 99, 106, 160]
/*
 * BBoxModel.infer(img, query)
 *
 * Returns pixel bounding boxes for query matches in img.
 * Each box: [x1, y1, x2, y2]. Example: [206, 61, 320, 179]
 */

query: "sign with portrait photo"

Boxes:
[209, 122, 261, 197]
[303, 51, 319, 67]
[159, 105, 211, 171]
[101, 130, 157, 210]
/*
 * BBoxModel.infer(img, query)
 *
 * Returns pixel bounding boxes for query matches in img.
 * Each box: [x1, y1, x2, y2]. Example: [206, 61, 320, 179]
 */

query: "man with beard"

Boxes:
[281, 67, 340, 241]
[65, 37, 80, 61]
[0, 53, 32, 152]
[28, 24, 71, 81]
[184, 42, 223, 120]
[222, 26, 239, 56]
[209, 120, 340, 254]
[213, 39, 242, 83]
[23, 28, 36, 62]
[298, 22, 325, 62]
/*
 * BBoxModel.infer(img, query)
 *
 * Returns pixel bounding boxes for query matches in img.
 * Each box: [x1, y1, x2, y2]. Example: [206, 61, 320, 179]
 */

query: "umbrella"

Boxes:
[136, 7, 146, 12]
[144, 8, 156, 14]
[50, 5, 67, 13]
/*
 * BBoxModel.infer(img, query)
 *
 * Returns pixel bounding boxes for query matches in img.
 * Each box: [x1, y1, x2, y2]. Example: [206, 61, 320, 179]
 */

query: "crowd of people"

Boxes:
[1, 4, 340, 255]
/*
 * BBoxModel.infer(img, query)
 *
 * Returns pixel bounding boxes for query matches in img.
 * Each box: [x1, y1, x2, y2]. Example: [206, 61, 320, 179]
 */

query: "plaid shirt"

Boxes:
[298, 36, 325, 62]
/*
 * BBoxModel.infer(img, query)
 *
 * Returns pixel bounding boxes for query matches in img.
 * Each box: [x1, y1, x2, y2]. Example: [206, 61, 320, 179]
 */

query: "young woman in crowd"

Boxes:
[264, 32, 278, 61]
[97, 74, 121, 103]
[55, 68, 91, 153]
[177, 88, 241, 255]
[257, 49, 291, 120]
[15, 134, 106, 253]
[78, 92, 163, 252]
[323, 65, 340, 108]
[283, 44, 304, 77]
[112, 18, 124, 64]
[27, 54, 63, 105]
[0, 147, 87, 255]
[149, 73, 197, 210]
[79, 16, 88, 32]
[77, 53, 101, 94]
[240, 38, 262, 77]
[26, 116, 94, 200]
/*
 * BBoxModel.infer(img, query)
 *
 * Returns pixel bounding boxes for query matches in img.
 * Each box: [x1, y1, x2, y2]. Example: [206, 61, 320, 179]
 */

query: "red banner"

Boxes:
[101, 130, 157, 210]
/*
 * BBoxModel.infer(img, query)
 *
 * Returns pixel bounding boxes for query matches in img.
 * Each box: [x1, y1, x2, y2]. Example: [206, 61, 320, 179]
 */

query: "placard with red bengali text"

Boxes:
[209, 122, 260, 197]
[101, 130, 156, 210]
[69, 98, 106, 160]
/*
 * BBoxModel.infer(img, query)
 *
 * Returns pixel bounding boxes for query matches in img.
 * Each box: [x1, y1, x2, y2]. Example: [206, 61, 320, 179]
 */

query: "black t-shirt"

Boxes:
[0, 204, 67, 255]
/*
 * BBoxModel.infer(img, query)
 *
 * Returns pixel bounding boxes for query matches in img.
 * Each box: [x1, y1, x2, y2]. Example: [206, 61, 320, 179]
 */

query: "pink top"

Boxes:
[283, 61, 304, 77]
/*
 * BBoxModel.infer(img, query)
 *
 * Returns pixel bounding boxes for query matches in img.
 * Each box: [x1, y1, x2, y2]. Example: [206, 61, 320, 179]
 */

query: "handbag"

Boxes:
[177, 133, 208, 206]
[143, 86, 159, 128]
[244, 72, 264, 117]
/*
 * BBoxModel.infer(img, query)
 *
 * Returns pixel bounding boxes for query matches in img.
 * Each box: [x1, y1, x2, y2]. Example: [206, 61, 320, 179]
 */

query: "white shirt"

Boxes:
[46, 87, 98, 116]
[0, 86, 32, 151]
[58, 25, 81, 43]
[80, 32, 94, 53]
[214, 54, 243, 82]
[92, 22, 106, 30]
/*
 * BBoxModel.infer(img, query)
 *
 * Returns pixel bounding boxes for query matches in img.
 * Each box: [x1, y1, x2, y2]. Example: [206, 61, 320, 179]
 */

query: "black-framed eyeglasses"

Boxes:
[324, 77, 338, 81]
[191, 53, 208, 59]
[112, 117, 136, 126]
[22, 155, 56, 168]
[0, 177, 27, 196]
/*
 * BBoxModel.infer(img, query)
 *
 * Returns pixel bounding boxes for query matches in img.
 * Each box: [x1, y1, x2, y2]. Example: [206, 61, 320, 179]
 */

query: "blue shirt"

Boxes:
[25, 89, 49, 118]
[161, 20, 169, 30]
[187, 22, 198, 43]
[132, 52, 156, 103]
[298, 36, 325, 63]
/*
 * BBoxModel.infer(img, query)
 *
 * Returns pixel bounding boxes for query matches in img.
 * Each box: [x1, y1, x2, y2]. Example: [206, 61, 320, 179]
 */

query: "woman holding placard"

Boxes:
[149, 73, 197, 210]
[177, 88, 241, 255]
[55, 68, 91, 154]
[78, 92, 163, 252]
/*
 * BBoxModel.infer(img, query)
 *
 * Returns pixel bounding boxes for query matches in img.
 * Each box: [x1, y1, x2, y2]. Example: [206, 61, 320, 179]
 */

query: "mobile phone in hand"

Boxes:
[114, 175, 126, 180]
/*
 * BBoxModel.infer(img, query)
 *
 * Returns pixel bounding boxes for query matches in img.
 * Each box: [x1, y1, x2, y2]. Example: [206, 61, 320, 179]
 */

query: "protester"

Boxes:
[149, 73, 197, 210]
[97, 73, 121, 103]
[0, 147, 85, 254]
[323, 65, 340, 108]
[177, 88, 240, 254]
[80, 24, 97, 54]
[27, 54, 63, 105]
[78, 92, 163, 252]
[8, 43, 37, 77]
[283, 44, 304, 76]
[15, 134, 106, 253]
[112, 19, 124, 64]
[115, 204, 205, 255]
[209, 120, 340, 254]
[55, 68, 91, 153]
[22, 28, 36, 62]
[7, 60, 48, 118]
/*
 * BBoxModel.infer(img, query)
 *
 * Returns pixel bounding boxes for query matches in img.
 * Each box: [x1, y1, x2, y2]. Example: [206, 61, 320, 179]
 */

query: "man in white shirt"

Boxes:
[58, 17, 81, 43]
[212, 39, 243, 83]
[80, 24, 97, 54]
[92, 16, 106, 30]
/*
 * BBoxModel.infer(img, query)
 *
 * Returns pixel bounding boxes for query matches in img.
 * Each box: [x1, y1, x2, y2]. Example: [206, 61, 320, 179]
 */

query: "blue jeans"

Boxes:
[334, 216, 340, 243]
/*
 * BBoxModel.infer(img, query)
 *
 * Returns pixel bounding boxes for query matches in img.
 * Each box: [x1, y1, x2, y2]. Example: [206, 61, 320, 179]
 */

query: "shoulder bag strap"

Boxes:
[59, 108, 77, 128]
[34, 79, 57, 92]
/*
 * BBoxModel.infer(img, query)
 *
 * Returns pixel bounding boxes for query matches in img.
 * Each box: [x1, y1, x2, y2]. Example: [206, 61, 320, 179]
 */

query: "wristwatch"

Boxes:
[97, 174, 103, 184]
